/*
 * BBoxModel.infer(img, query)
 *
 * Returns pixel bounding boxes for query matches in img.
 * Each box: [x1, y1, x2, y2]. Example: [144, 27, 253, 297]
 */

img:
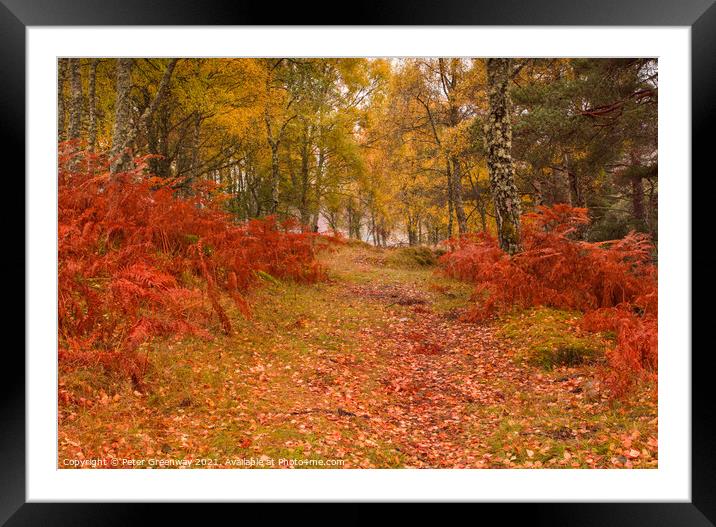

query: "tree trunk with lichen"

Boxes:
[110, 58, 177, 178]
[67, 58, 83, 141]
[268, 142, 280, 214]
[451, 156, 468, 234]
[485, 58, 522, 254]
[445, 160, 454, 238]
[110, 58, 134, 176]
[58, 59, 68, 142]
[87, 59, 99, 153]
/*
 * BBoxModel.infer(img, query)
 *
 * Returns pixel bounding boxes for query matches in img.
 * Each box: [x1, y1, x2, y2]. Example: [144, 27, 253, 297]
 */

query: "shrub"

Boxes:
[580, 308, 657, 394]
[440, 204, 657, 395]
[58, 145, 332, 381]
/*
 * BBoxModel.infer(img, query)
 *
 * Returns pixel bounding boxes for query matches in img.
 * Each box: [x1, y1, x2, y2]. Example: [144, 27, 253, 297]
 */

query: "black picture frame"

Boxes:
[4, 0, 710, 524]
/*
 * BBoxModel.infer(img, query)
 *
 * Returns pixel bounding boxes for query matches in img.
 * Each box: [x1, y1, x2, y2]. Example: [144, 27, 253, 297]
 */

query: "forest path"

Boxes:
[314, 244, 529, 467]
[59, 244, 658, 469]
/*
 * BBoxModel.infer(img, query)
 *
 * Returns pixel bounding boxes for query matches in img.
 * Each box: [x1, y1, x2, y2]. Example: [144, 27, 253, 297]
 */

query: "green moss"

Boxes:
[529, 343, 600, 369]
[487, 419, 523, 454]
[498, 307, 610, 370]
[385, 246, 438, 268]
[255, 270, 281, 285]
[365, 444, 406, 468]
[345, 239, 373, 249]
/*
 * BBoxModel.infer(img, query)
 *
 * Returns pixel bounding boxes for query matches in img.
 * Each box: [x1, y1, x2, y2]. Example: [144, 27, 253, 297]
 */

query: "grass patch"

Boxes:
[384, 246, 439, 269]
[498, 307, 611, 370]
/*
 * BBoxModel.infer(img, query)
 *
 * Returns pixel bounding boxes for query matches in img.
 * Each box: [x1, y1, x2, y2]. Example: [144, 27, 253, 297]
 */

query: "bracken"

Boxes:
[58, 144, 335, 382]
[440, 204, 657, 395]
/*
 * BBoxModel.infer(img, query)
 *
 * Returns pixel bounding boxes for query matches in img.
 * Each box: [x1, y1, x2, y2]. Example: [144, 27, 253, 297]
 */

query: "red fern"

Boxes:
[58, 144, 332, 378]
[440, 204, 657, 395]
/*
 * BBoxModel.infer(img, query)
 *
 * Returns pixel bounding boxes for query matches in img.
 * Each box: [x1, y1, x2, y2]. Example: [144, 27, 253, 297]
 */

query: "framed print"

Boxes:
[4, 0, 711, 524]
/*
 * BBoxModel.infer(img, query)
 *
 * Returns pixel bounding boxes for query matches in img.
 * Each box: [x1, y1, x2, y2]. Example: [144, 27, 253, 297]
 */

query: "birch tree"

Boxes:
[110, 58, 178, 176]
[110, 58, 134, 175]
[87, 58, 99, 152]
[485, 58, 522, 254]
[67, 58, 83, 140]
[57, 59, 68, 142]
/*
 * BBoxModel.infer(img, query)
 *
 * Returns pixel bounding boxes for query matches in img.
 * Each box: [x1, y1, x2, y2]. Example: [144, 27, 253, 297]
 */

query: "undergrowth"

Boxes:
[440, 204, 657, 395]
[58, 145, 335, 382]
[385, 246, 439, 268]
[498, 308, 611, 370]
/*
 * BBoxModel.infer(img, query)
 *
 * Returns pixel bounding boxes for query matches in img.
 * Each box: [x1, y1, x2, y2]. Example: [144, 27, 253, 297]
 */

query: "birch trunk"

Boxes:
[67, 58, 83, 141]
[446, 162, 454, 238]
[87, 59, 99, 152]
[111, 58, 178, 177]
[451, 156, 468, 234]
[310, 147, 325, 231]
[485, 58, 522, 254]
[57, 59, 68, 142]
[110, 58, 134, 176]
[269, 143, 280, 214]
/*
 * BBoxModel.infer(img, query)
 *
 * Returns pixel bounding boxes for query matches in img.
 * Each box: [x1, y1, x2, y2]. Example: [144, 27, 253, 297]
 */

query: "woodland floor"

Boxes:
[58, 244, 657, 469]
